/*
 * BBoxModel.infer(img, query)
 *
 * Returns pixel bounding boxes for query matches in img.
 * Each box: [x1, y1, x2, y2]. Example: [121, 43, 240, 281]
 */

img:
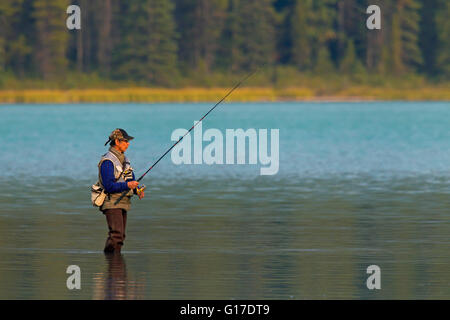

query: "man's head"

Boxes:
[105, 128, 134, 153]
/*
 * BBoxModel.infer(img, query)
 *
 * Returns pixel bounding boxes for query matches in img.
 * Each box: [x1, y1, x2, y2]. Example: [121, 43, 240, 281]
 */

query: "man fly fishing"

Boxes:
[93, 66, 261, 254]
[97, 128, 145, 254]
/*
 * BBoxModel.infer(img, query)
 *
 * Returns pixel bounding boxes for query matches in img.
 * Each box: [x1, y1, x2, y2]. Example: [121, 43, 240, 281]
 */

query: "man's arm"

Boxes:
[100, 160, 129, 193]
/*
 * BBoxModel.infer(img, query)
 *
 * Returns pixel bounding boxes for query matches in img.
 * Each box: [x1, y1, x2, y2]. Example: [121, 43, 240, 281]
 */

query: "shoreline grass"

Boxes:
[0, 86, 449, 104]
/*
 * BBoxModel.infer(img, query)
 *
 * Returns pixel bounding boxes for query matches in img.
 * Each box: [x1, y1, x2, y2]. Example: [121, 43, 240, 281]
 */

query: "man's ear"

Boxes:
[115, 139, 121, 145]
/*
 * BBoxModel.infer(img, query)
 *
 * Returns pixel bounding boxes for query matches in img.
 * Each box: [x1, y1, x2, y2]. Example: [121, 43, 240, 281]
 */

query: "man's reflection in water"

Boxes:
[93, 253, 145, 300]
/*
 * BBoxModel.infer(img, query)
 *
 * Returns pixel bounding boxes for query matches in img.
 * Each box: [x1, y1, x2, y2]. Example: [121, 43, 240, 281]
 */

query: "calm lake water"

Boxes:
[0, 102, 449, 299]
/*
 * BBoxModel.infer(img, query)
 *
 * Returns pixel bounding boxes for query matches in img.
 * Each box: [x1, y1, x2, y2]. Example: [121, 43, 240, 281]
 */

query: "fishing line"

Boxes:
[114, 65, 263, 204]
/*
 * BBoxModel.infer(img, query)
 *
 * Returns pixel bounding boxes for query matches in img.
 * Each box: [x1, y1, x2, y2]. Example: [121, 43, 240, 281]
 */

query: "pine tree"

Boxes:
[418, 0, 439, 75]
[174, 0, 227, 73]
[335, 0, 378, 72]
[391, 10, 404, 73]
[32, 0, 69, 79]
[389, 0, 423, 74]
[218, 0, 242, 72]
[113, 1, 149, 80]
[226, 0, 277, 72]
[0, 1, 16, 72]
[146, 0, 179, 84]
[310, 0, 337, 73]
[435, 0, 450, 78]
[401, 0, 423, 69]
[113, 0, 178, 85]
[93, 0, 115, 75]
[289, 0, 314, 70]
[0, 0, 31, 75]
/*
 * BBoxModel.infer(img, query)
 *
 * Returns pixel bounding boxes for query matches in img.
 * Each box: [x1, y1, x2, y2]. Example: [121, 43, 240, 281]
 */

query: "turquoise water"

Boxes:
[0, 102, 449, 299]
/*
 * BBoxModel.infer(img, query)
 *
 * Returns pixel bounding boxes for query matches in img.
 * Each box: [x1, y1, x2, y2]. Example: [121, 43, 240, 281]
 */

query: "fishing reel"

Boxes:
[136, 185, 146, 198]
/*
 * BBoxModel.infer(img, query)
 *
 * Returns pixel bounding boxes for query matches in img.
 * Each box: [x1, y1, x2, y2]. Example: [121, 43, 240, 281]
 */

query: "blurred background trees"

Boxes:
[0, 0, 448, 87]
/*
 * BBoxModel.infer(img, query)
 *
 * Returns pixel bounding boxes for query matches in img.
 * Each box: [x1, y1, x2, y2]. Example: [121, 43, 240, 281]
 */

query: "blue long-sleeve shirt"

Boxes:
[100, 160, 136, 194]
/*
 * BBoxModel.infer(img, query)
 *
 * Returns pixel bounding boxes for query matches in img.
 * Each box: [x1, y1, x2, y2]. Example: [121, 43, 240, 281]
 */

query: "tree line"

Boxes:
[0, 0, 448, 87]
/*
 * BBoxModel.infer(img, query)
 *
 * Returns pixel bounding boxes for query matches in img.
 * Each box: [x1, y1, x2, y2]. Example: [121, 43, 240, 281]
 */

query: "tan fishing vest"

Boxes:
[98, 151, 133, 212]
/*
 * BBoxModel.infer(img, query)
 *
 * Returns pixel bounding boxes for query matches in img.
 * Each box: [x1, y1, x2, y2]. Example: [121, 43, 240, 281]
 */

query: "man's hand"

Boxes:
[137, 185, 147, 199]
[127, 181, 139, 189]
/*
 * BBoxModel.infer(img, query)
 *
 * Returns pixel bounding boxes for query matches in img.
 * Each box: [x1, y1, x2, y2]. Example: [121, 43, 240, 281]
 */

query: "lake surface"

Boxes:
[0, 102, 449, 299]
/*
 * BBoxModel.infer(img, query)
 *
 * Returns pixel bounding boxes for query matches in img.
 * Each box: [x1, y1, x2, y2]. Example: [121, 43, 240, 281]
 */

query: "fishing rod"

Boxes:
[114, 65, 263, 205]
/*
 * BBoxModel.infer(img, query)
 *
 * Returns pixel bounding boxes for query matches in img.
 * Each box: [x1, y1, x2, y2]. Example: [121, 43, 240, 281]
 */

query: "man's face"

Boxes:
[115, 139, 130, 153]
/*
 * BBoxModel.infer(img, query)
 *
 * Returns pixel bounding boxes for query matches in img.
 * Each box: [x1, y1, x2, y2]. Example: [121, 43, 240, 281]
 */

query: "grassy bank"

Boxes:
[0, 86, 449, 104]
[0, 68, 448, 103]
